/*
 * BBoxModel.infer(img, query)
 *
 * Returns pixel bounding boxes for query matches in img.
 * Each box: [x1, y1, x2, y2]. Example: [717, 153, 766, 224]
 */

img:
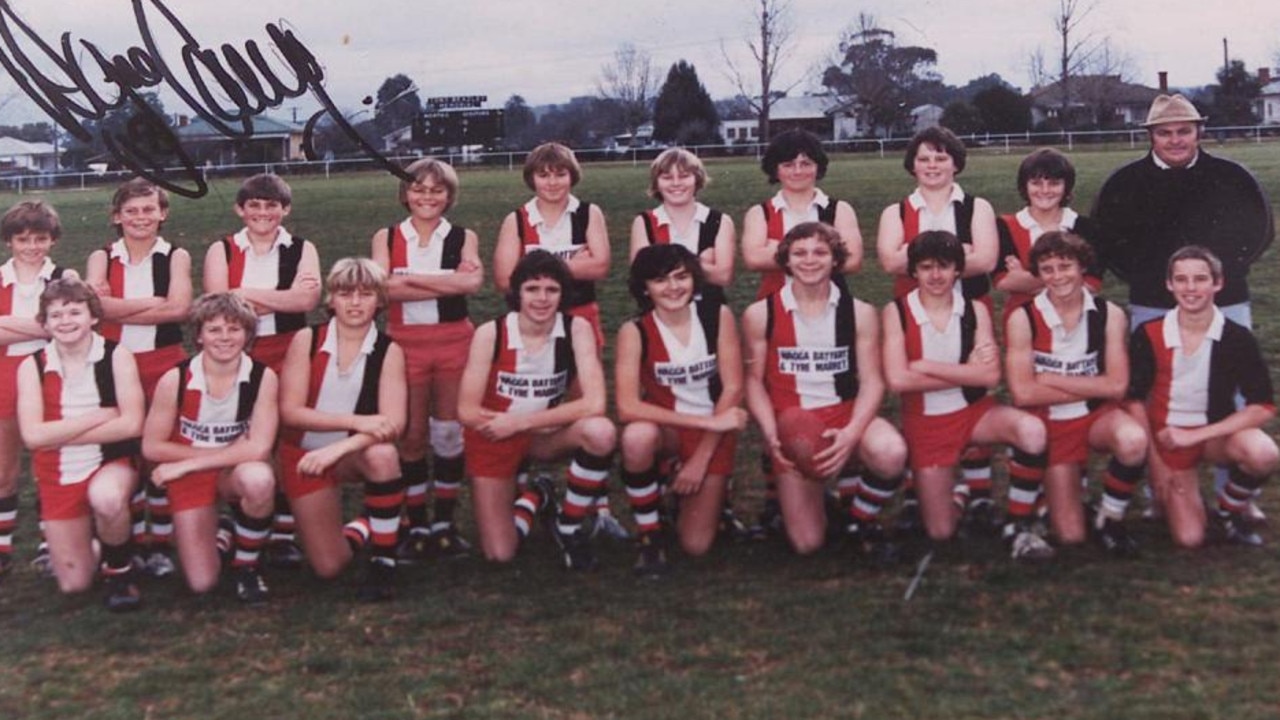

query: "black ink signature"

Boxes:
[0, 0, 410, 198]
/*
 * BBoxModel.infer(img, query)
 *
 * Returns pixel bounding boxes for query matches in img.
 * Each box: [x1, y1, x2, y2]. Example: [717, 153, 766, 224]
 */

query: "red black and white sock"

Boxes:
[622, 466, 663, 536]
[0, 494, 16, 563]
[145, 476, 172, 550]
[231, 505, 271, 569]
[557, 450, 612, 536]
[431, 454, 464, 531]
[1218, 467, 1266, 515]
[269, 491, 296, 547]
[364, 477, 405, 566]
[1099, 458, 1144, 519]
[513, 485, 545, 539]
[1006, 449, 1048, 522]
[100, 538, 136, 577]
[400, 457, 431, 531]
[850, 473, 901, 524]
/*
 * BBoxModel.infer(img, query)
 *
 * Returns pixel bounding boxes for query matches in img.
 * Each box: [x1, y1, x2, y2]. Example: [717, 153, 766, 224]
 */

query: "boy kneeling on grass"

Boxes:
[1127, 246, 1279, 548]
[141, 293, 278, 604]
[278, 259, 407, 601]
[458, 250, 616, 571]
[17, 278, 145, 611]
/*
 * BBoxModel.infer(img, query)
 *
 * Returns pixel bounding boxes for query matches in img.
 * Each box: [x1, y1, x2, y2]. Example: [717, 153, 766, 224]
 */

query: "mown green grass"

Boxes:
[2, 142, 1280, 719]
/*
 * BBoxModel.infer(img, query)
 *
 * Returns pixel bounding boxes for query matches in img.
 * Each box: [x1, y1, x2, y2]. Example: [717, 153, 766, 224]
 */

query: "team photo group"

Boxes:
[1, 91, 1274, 611]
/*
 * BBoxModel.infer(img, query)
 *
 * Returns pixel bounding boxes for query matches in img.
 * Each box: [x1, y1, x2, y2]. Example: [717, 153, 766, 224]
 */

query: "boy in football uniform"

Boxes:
[882, 231, 1050, 559]
[142, 293, 278, 603]
[17, 278, 145, 610]
[1127, 246, 1278, 548]
[203, 173, 320, 569]
[458, 251, 616, 570]
[616, 244, 747, 575]
[1004, 232, 1147, 554]
[742, 222, 906, 558]
[86, 178, 193, 578]
[278, 259, 407, 600]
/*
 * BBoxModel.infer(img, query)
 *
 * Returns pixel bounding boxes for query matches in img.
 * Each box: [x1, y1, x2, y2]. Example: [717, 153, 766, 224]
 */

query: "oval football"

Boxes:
[776, 406, 830, 480]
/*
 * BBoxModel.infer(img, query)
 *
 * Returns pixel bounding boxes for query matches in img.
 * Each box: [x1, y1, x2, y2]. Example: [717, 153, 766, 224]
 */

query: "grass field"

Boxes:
[3, 142, 1280, 719]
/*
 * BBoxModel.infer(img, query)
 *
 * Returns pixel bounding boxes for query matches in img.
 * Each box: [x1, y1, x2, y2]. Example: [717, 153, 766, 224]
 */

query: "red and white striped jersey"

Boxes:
[1022, 289, 1108, 421]
[384, 217, 468, 328]
[98, 237, 184, 352]
[895, 287, 986, 417]
[482, 312, 575, 416]
[0, 257, 62, 356]
[635, 301, 721, 417]
[220, 229, 306, 337]
[171, 352, 265, 448]
[763, 281, 857, 411]
[32, 334, 134, 485]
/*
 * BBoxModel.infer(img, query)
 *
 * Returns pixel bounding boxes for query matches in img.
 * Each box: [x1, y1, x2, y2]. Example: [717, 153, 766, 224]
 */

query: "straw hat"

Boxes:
[1141, 94, 1205, 127]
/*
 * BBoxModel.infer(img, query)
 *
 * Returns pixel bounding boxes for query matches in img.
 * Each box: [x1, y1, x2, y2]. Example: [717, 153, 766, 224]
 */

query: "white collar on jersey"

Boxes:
[232, 227, 294, 253]
[905, 284, 965, 325]
[907, 183, 966, 210]
[780, 278, 841, 312]
[0, 257, 57, 287]
[186, 351, 253, 394]
[1163, 306, 1224, 348]
[397, 216, 453, 247]
[653, 202, 710, 227]
[503, 311, 566, 350]
[319, 318, 379, 357]
[108, 236, 172, 263]
[769, 189, 830, 213]
[523, 194, 581, 227]
[43, 332, 107, 374]
[1033, 286, 1097, 330]
[1015, 206, 1078, 232]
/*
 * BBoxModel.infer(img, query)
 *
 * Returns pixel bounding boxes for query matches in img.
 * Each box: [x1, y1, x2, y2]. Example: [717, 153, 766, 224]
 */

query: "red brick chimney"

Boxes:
[1261, 67, 1273, 85]
[1158, 71, 1168, 92]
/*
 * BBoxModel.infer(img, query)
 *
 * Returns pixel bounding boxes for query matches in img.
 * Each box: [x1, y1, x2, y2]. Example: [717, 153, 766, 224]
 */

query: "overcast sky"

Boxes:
[0, 0, 1277, 126]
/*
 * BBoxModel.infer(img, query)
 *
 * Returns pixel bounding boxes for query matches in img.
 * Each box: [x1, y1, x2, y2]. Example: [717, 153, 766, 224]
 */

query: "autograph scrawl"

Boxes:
[0, 0, 410, 197]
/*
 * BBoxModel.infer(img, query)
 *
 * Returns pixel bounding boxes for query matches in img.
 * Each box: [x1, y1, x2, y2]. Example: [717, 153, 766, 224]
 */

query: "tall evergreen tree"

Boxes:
[653, 61, 722, 145]
[502, 95, 538, 150]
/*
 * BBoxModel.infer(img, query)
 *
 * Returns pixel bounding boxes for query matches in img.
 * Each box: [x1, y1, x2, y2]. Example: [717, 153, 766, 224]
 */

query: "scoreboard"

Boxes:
[415, 96, 504, 147]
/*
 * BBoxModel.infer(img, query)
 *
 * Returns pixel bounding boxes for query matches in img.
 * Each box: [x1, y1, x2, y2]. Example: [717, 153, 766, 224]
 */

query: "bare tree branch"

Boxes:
[718, 0, 795, 143]
[598, 43, 658, 137]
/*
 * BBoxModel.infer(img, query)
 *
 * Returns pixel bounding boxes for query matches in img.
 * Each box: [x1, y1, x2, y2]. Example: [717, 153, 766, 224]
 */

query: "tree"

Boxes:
[373, 74, 422, 136]
[502, 95, 538, 150]
[939, 101, 983, 135]
[1208, 60, 1262, 126]
[1027, 0, 1102, 120]
[720, 0, 796, 143]
[598, 43, 657, 138]
[821, 14, 940, 138]
[534, 96, 625, 148]
[0, 122, 54, 143]
[972, 85, 1031, 133]
[61, 92, 173, 170]
[652, 61, 722, 146]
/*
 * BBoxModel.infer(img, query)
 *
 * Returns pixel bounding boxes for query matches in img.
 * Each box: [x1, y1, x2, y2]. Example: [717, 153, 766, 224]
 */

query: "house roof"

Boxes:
[174, 115, 301, 141]
[1261, 79, 1280, 98]
[0, 137, 55, 156]
[1029, 75, 1161, 108]
[768, 95, 847, 120]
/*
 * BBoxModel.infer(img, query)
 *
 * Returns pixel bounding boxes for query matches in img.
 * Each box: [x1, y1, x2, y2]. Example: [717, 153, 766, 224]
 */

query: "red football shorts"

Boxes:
[464, 426, 533, 480]
[676, 426, 738, 476]
[38, 458, 133, 521]
[902, 396, 997, 471]
[390, 320, 475, 385]
[134, 345, 187, 397]
[278, 442, 340, 500]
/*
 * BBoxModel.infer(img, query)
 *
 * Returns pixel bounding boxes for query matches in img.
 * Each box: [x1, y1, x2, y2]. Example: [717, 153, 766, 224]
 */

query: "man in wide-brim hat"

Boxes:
[1093, 91, 1273, 519]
